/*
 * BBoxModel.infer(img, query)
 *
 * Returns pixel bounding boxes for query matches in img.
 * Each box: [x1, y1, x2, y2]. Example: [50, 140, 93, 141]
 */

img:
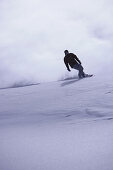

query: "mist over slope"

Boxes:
[0, 0, 113, 87]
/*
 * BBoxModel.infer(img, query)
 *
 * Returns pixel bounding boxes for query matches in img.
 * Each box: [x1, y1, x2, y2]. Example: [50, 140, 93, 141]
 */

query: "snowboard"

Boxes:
[83, 74, 93, 78]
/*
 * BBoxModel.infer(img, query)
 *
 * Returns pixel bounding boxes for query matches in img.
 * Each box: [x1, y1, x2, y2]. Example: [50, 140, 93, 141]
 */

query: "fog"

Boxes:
[0, 0, 113, 87]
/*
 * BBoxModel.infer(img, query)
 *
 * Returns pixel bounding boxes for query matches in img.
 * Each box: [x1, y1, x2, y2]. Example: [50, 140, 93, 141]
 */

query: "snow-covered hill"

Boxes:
[0, 75, 113, 170]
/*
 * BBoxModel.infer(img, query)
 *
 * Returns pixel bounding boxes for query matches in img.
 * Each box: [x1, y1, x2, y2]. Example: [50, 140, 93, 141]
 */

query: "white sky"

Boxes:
[0, 0, 113, 86]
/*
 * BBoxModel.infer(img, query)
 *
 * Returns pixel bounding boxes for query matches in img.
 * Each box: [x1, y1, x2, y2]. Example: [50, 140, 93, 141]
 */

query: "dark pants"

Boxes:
[73, 64, 85, 78]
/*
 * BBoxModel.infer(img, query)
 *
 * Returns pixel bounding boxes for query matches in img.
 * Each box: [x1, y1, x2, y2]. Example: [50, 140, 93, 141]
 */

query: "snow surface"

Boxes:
[0, 75, 113, 170]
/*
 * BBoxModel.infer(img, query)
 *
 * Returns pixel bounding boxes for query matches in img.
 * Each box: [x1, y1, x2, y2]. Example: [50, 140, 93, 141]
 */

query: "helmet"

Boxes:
[64, 50, 69, 53]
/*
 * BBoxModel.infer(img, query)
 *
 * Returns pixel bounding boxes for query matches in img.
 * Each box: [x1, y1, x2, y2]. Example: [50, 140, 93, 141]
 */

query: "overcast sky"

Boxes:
[0, 0, 113, 87]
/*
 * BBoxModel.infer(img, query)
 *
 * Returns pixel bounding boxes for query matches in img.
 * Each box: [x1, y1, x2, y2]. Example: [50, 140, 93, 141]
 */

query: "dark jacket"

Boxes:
[64, 53, 81, 71]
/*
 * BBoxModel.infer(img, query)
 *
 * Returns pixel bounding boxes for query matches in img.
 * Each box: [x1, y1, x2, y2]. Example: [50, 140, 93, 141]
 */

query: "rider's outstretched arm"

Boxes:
[64, 58, 71, 71]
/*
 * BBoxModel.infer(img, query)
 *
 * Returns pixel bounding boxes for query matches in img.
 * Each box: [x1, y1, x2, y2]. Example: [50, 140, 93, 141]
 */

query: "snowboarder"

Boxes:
[64, 50, 85, 79]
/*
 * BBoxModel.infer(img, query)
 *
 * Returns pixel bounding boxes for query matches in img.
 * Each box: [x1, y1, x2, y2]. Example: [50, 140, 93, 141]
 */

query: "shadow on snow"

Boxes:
[0, 83, 40, 90]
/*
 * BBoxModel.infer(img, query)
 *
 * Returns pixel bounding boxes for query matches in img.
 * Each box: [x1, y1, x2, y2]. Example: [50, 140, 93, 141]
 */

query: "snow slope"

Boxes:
[0, 75, 113, 170]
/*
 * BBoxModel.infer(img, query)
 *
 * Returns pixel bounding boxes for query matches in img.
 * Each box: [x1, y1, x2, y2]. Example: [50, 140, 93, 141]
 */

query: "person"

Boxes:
[64, 50, 85, 78]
